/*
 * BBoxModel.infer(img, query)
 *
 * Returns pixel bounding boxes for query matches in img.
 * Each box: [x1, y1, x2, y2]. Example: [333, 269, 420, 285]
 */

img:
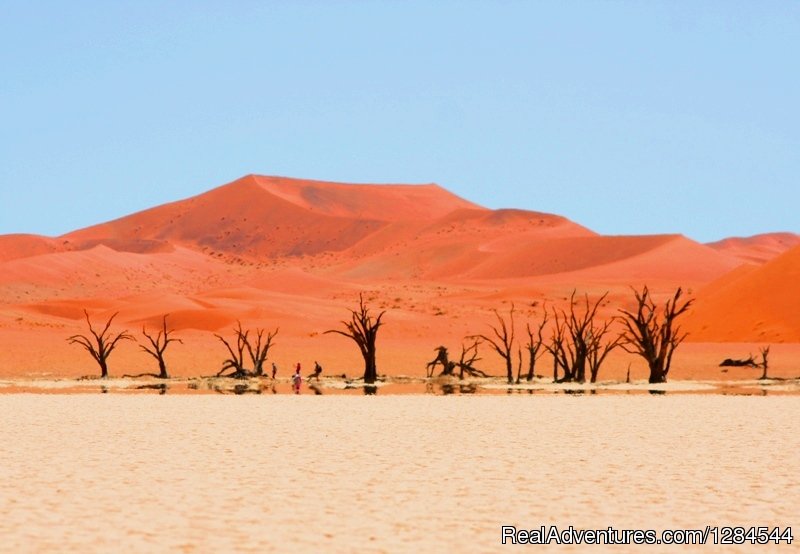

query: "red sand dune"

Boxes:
[464, 234, 740, 283]
[685, 245, 800, 342]
[62, 175, 480, 260]
[0, 174, 797, 378]
[0, 234, 60, 263]
[706, 232, 800, 264]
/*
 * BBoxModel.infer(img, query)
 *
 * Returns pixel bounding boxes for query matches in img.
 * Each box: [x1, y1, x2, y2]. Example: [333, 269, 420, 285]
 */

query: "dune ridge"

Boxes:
[706, 232, 800, 264]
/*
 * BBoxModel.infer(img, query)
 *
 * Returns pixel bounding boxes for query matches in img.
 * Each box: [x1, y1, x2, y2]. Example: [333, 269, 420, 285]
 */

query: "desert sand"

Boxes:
[0, 395, 797, 552]
[0, 175, 798, 381]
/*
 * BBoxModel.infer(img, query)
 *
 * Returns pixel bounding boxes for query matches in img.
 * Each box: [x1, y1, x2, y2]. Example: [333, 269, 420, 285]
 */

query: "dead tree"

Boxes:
[618, 286, 693, 384]
[719, 346, 770, 379]
[455, 338, 488, 379]
[426, 346, 452, 377]
[720, 355, 758, 367]
[545, 292, 617, 383]
[587, 318, 621, 383]
[67, 310, 133, 378]
[245, 327, 279, 377]
[545, 312, 571, 382]
[137, 315, 182, 379]
[476, 304, 516, 384]
[759, 346, 770, 380]
[523, 313, 548, 382]
[215, 322, 250, 379]
[427, 340, 487, 379]
[325, 294, 385, 384]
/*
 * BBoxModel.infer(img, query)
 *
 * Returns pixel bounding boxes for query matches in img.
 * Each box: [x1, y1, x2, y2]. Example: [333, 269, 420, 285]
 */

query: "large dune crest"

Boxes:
[251, 175, 483, 221]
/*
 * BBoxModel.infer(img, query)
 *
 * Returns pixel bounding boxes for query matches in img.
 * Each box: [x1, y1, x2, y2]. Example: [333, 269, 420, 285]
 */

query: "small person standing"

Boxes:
[292, 363, 302, 393]
[309, 361, 323, 381]
[271, 362, 278, 380]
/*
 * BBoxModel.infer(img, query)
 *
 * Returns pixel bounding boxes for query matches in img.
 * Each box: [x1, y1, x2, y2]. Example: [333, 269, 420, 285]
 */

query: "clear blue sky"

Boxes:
[1, 1, 798, 242]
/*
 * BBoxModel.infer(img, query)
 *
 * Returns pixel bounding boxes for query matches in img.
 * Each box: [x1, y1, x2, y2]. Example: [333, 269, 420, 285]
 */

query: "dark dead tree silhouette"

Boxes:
[245, 327, 279, 377]
[426, 339, 487, 379]
[476, 304, 516, 384]
[521, 312, 549, 383]
[325, 294, 385, 384]
[618, 286, 694, 384]
[514, 346, 524, 384]
[456, 338, 487, 379]
[426, 346, 452, 378]
[759, 346, 770, 380]
[215, 322, 250, 379]
[719, 345, 771, 379]
[587, 317, 621, 384]
[720, 354, 758, 367]
[129, 315, 182, 379]
[67, 310, 133, 378]
[546, 311, 570, 382]
[545, 292, 617, 383]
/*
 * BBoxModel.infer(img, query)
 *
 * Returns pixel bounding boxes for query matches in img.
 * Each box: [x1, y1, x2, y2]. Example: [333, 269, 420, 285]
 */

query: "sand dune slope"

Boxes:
[0, 234, 60, 262]
[685, 245, 800, 342]
[706, 232, 800, 264]
[61, 175, 481, 260]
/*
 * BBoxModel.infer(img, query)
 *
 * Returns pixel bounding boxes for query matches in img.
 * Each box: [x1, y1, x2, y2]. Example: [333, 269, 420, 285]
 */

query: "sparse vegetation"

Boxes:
[475, 304, 517, 384]
[722, 345, 772, 380]
[618, 286, 693, 384]
[215, 322, 278, 379]
[325, 294, 385, 384]
[426, 339, 487, 379]
[522, 313, 548, 383]
[545, 291, 619, 383]
[246, 327, 279, 377]
[137, 315, 182, 379]
[67, 310, 133, 379]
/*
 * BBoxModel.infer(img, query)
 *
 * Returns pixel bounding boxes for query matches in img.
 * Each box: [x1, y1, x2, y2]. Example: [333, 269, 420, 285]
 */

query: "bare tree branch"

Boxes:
[67, 310, 133, 378]
[475, 304, 516, 383]
[618, 286, 694, 383]
[325, 293, 386, 383]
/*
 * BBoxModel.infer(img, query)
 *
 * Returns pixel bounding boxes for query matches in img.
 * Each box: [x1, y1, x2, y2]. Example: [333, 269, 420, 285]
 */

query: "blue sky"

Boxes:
[1, 1, 797, 242]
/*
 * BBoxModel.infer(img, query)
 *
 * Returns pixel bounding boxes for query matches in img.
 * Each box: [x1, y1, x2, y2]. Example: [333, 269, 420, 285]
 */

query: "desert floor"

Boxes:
[0, 395, 797, 552]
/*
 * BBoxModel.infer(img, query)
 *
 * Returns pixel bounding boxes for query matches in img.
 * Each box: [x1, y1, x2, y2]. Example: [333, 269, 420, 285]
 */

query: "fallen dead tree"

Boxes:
[426, 339, 489, 379]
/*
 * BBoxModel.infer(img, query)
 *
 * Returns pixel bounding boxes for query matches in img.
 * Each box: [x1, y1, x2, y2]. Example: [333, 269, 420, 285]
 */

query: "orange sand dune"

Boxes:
[252, 175, 481, 220]
[330, 208, 594, 280]
[505, 234, 743, 287]
[706, 232, 800, 264]
[0, 174, 796, 379]
[62, 175, 479, 260]
[0, 234, 61, 262]
[685, 245, 800, 342]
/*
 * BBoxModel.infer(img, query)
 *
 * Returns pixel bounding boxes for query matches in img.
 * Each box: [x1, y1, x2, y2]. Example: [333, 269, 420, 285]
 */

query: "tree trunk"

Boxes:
[505, 358, 513, 384]
[364, 349, 378, 384]
[158, 359, 168, 379]
[648, 364, 667, 384]
[100, 360, 109, 379]
[575, 356, 586, 383]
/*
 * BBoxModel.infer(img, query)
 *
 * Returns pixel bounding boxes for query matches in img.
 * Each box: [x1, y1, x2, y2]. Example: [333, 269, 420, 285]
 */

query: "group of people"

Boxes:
[281, 361, 323, 393]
